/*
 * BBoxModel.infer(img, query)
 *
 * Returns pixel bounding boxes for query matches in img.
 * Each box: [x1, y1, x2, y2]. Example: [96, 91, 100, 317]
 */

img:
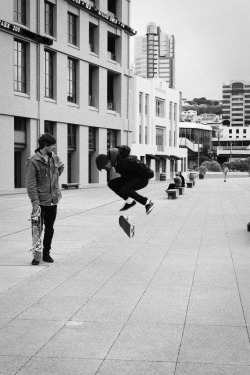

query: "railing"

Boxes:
[107, 51, 116, 61]
[179, 137, 199, 152]
[218, 146, 250, 150]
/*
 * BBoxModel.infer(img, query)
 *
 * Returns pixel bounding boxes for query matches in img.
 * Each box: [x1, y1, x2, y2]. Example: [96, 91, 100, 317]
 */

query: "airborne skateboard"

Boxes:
[30, 207, 42, 262]
[119, 215, 135, 238]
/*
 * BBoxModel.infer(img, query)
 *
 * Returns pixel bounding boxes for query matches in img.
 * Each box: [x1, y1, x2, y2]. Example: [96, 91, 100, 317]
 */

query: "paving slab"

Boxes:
[0, 178, 250, 374]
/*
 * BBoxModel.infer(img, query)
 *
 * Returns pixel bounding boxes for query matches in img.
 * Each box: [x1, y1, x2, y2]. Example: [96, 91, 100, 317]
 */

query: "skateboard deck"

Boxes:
[119, 215, 135, 238]
[30, 207, 42, 262]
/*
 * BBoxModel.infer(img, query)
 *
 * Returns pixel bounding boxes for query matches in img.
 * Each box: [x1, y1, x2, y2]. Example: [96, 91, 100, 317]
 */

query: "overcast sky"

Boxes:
[130, 0, 250, 100]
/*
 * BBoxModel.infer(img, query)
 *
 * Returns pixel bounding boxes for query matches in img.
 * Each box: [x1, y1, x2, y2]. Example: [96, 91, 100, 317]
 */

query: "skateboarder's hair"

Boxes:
[37, 133, 56, 149]
[96, 154, 108, 171]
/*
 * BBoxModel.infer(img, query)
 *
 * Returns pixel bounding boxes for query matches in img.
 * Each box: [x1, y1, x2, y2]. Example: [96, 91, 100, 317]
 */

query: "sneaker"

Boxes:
[31, 259, 40, 265]
[119, 201, 136, 211]
[43, 254, 54, 263]
[145, 200, 155, 215]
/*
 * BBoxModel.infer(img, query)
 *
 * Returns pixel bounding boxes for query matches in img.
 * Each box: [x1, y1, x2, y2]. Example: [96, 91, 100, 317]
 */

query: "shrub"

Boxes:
[199, 166, 208, 174]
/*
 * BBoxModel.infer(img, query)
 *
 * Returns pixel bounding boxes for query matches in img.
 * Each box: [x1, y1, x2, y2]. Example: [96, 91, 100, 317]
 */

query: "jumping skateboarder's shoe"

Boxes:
[120, 201, 136, 211]
[145, 201, 155, 215]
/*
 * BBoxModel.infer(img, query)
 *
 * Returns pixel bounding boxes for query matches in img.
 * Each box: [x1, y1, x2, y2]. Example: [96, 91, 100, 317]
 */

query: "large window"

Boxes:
[14, 40, 26, 93]
[44, 1, 54, 36]
[14, 0, 26, 25]
[45, 50, 54, 98]
[68, 124, 76, 149]
[68, 13, 77, 46]
[139, 92, 142, 114]
[89, 127, 96, 152]
[156, 127, 164, 151]
[68, 58, 77, 103]
[107, 129, 117, 150]
[44, 121, 54, 134]
[156, 99, 164, 117]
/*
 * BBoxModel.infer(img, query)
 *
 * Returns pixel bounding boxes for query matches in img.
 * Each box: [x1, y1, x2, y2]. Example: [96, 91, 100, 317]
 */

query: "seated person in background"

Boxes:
[178, 171, 185, 187]
[167, 173, 182, 190]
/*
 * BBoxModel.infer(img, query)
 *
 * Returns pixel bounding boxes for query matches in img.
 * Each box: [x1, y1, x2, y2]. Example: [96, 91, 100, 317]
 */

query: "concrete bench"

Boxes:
[186, 182, 193, 188]
[166, 189, 179, 199]
[61, 183, 80, 189]
[174, 186, 184, 195]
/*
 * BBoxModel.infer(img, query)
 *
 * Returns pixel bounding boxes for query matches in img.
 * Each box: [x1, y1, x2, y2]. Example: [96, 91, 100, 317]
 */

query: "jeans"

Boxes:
[108, 177, 148, 205]
[40, 205, 57, 255]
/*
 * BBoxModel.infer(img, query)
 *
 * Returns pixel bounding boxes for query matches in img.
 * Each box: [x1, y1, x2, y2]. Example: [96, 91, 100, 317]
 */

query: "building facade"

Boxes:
[217, 80, 250, 162]
[131, 76, 187, 180]
[134, 22, 175, 89]
[0, 0, 136, 190]
[179, 122, 212, 170]
[222, 80, 250, 127]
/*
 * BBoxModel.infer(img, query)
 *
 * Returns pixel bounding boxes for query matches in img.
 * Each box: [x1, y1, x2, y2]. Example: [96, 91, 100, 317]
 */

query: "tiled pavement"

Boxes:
[0, 176, 250, 375]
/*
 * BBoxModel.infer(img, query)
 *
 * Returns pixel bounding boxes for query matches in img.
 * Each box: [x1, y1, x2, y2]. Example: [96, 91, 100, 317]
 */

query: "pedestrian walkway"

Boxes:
[0, 177, 250, 375]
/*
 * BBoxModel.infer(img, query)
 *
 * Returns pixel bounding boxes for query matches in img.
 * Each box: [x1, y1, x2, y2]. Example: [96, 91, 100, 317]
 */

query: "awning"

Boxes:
[170, 155, 182, 160]
[156, 154, 170, 160]
[146, 154, 160, 160]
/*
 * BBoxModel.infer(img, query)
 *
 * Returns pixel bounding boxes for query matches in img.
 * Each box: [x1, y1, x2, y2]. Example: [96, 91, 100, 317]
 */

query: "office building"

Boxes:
[131, 76, 187, 180]
[134, 22, 175, 89]
[216, 80, 250, 162]
[0, 0, 136, 190]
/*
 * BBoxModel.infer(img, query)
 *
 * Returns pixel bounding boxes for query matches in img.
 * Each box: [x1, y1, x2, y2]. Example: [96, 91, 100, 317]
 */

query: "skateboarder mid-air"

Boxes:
[95, 146, 155, 215]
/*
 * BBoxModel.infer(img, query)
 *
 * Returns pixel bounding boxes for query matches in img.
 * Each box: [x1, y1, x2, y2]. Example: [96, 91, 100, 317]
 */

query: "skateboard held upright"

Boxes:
[119, 215, 135, 238]
[30, 207, 42, 262]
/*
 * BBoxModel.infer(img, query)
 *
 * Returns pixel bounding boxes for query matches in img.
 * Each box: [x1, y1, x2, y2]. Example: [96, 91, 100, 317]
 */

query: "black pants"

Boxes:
[40, 205, 57, 255]
[108, 177, 148, 205]
[167, 183, 176, 190]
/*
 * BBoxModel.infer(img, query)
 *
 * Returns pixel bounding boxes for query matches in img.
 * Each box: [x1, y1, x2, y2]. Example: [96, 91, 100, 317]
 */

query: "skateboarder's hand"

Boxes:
[32, 204, 40, 213]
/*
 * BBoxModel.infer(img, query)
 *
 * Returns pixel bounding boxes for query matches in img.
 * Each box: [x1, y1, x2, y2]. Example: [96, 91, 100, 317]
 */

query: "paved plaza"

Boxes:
[0, 176, 250, 375]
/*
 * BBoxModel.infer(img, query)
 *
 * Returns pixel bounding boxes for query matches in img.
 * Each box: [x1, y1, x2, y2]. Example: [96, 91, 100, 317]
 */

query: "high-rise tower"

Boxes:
[134, 23, 175, 88]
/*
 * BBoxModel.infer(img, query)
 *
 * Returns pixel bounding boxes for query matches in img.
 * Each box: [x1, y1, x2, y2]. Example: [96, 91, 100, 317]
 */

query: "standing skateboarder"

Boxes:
[96, 146, 155, 214]
[26, 133, 64, 265]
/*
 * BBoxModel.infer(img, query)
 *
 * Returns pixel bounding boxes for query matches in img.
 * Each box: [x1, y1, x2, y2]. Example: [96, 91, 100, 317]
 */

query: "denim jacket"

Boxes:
[26, 152, 64, 206]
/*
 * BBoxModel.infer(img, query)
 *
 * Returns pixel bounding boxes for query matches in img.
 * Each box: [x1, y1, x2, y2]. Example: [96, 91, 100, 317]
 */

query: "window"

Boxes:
[68, 13, 77, 45]
[145, 125, 148, 144]
[156, 99, 164, 117]
[14, 40, 26, 93]
[139, 92, 142, 114]
[44, 1, 54, 36]
[44, 50, 54, 98]
[68, 124, 76, 149]
[68, 58, 77, 103]
[107, 32, 117, 61]
[169, 101, 172, 120]
[14, 0, 26, 25]
[145, 94, 149, 115]
[89, 127, 96, 151]
[89, 23, 98, 53]
[156, 127, 164, 151]
[107, 129, 117, 150]
[44, 121, 54, 134]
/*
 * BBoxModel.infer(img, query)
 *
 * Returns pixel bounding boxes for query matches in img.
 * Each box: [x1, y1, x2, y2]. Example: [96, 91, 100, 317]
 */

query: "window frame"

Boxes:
[44, 49, 54, 99]
[14, 39, 26, 93]
[67, 57, 77, 103]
